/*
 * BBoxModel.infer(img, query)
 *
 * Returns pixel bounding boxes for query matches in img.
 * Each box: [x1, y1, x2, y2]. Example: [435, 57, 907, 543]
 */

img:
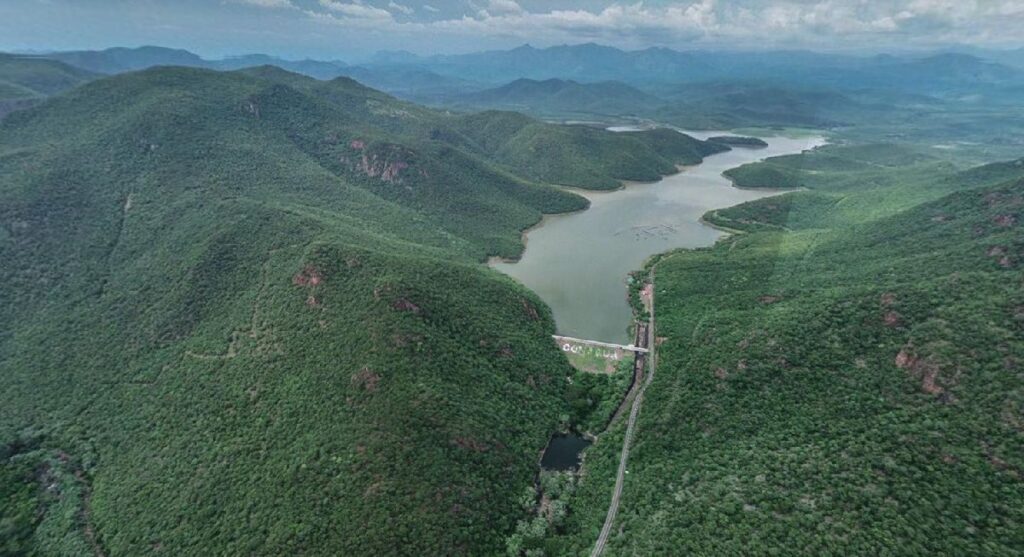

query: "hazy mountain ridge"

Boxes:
[17, 43, 1023, 137]
[32, 43, 1024, 97]
[0, 53, 96, 119]
[369, 43, 1024, 92]
[450, 78, 661, 116]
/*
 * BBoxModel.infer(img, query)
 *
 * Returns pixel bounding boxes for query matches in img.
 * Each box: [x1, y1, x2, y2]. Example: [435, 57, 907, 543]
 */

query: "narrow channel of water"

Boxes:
[491, 130, 826, 344]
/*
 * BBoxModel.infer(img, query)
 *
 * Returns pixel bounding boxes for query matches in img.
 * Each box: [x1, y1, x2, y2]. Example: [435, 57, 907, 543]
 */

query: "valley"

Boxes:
[492, 130, 824, 343]
[1, 30, 1022, 557]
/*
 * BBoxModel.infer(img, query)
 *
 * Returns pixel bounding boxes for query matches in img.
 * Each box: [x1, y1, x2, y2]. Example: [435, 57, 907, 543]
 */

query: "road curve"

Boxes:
[590, 270, 657, 557]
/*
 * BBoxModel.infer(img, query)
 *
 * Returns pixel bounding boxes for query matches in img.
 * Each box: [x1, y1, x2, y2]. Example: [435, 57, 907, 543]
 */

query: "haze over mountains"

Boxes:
[1, 32, 1023, 556]
[11, 42, 1024, 138]
[26, 42, 1024, 92]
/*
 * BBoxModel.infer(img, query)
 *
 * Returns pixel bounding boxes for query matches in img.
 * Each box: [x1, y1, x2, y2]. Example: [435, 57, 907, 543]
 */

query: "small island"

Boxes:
[707, 135, 769, 148]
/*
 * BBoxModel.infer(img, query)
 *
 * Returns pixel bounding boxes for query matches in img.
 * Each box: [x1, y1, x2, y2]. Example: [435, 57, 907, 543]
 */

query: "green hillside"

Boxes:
[0, 65, 721, 554]
[607, 177, 1023, 555]
[0, 54, 96, 119]
[233, 67, 726, 190]
[446, 112, 727, 189]
[544, 142, 1024, 554]
[0, 54, 96, 99]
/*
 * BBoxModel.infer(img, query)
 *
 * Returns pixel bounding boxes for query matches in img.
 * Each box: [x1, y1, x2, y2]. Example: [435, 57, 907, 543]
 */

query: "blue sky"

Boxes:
[3, 0, 1023, 61]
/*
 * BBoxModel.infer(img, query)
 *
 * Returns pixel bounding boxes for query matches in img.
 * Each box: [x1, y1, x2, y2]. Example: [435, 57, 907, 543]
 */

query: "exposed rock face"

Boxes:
[993, 214, 1017, 227]
[895, 344, 955, 399]
[359, 154, 409, 182]
[292, 265, 323, 287]
[352, 367, 381, 392]
[344, 140, 414, 183]
[293, 266, 325, 309]
[391, 298, 421, 314]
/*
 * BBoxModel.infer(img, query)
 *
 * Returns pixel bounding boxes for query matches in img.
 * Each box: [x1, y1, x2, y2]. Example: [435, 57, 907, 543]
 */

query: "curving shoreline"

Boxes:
[491, 130, 826, 344]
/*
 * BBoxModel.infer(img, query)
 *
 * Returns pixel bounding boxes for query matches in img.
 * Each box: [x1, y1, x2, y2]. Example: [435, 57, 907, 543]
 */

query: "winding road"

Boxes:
[590, 269, 657, 557]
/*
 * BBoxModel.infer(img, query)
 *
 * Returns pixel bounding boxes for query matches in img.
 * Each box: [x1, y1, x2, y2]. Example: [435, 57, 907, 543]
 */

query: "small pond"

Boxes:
[540, 433, 592, 471]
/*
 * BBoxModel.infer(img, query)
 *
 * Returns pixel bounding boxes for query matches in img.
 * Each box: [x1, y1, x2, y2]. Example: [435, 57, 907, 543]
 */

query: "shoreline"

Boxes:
[487, 164, 696, 266]
[490, 130, 826, 344]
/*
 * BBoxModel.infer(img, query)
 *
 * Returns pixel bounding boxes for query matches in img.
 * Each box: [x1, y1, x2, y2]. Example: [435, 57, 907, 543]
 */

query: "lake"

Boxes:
[491, 130, 826, 344]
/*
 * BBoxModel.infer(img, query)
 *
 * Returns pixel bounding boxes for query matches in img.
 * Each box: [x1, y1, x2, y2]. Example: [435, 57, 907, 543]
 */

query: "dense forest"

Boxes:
[546, 145, 1024, 555]
[0, 63, 726, 554]
[1, 45, 1022, 557]
[0, 54, 94, 118]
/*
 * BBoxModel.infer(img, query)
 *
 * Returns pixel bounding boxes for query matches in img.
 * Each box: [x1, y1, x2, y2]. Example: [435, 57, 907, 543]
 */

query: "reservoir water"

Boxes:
[491, 130, 826, 344]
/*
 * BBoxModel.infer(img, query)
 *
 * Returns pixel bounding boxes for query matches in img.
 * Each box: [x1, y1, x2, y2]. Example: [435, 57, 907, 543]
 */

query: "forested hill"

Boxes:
[0, 54, 95, 118]
[553, 145, 1024, 554]
[451, 78, 662, 117]
[0, 66, 721, 554]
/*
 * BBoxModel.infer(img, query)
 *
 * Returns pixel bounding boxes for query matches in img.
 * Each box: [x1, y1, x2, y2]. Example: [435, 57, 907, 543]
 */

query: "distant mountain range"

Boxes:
[367, 43, 1024, 94]
[448, 78, 660, 116]
[10, 43, 1024, 131]
[33, 46, 477, 96]
[29, 44, 1024, 94]
[41, 46, 349, 79]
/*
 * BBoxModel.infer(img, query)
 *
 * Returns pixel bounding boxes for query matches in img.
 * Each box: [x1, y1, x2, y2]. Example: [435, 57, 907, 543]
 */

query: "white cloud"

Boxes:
[485, 0, 524, 16]
[304, 0, 1024, 49]
[228, 0, 295, 8]
[388, 1, 414, 15]
[318, 0, 393, 20]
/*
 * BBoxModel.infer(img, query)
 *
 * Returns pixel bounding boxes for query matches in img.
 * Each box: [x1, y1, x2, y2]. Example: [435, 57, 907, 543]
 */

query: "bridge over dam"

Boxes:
[552, 335, 649, 354]
[553, 331, 648, 375]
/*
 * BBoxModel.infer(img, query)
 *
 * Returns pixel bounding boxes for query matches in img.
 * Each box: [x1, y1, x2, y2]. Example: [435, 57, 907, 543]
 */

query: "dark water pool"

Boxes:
[540, 433, 592, 471]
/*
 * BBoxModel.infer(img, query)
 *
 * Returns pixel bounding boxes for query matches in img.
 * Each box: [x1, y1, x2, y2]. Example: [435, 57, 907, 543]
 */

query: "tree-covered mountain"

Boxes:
[448, 78, 661, 117]
[0, 54, 96, 119]
[376, 43, 1024, 93]
[610, 176, 1023, 555]
[28, 44, 1024, 137]
[419, 43, 708, 83]
[0, 64, 726, 555]
[44, 45, 208, 73]
[546, 143, 1024, 555]
[39, 46, 349, 80]
[337, 65, 483, 98]
[0, 54, 96, 97]
[39, 44, 1024, 98]
[214, 54, 350, 80]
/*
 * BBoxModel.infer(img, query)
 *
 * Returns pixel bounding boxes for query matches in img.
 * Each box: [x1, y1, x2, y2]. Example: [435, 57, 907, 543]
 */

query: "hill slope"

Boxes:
[454, 78, 662, 116]
[0, 54, 96, 118]
[0, 66, 720, 554]
[547, 146, 1024, 554]
[608, 177, 1024, 554]
[445, 111, 727, 189]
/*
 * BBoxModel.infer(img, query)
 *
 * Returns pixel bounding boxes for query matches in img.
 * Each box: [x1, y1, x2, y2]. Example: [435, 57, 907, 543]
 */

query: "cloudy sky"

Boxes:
[3, 0, 1023, 60]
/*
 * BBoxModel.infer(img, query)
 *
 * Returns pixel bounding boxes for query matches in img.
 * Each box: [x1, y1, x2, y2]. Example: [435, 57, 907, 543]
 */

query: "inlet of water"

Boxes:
[491, 130, 825, 344]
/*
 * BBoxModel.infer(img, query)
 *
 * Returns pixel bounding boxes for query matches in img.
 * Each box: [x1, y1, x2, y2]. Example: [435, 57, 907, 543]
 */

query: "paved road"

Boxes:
[605, 322, 648, 426]
[591, 270, 657, 557]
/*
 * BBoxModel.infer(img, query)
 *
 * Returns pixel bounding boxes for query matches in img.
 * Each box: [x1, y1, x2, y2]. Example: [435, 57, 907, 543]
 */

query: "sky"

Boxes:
[3, 0, 1024, 61]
